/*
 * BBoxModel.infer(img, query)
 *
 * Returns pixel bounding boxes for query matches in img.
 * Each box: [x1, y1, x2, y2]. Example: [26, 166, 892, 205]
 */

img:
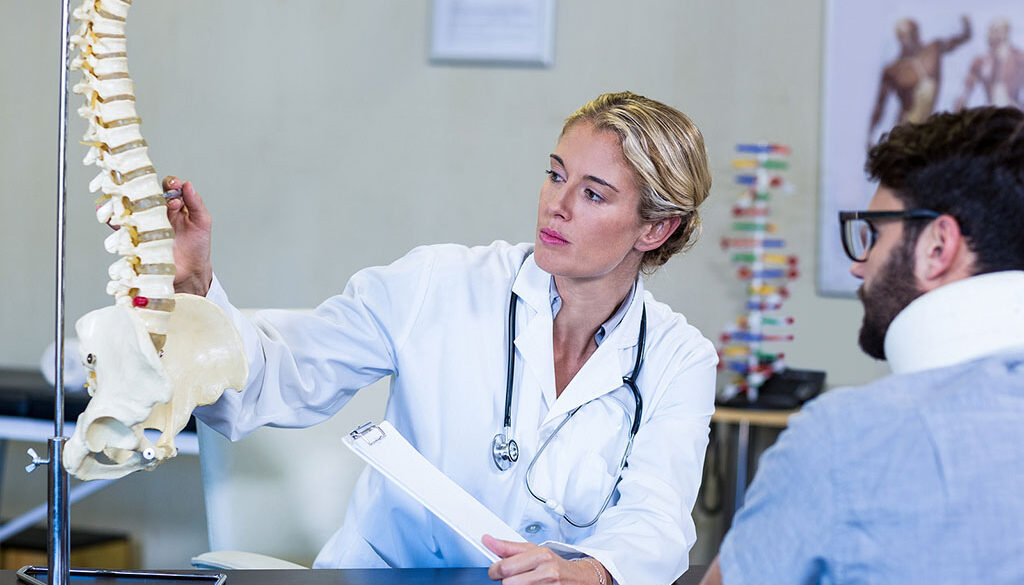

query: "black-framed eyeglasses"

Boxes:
[838, 209, 941, 262]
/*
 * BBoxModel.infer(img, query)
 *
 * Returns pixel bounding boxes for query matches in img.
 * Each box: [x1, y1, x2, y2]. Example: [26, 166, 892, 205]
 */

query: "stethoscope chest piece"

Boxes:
[492, 431, 519, 471]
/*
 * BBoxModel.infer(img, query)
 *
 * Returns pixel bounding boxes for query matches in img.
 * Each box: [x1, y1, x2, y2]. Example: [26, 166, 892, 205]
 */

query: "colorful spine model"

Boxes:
[717, 143, 798, 404]
[63, 0, 248, 480]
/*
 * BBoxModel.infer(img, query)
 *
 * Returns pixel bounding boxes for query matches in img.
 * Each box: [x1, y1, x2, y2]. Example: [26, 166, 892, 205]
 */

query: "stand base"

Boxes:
[17, 566, 226, 585]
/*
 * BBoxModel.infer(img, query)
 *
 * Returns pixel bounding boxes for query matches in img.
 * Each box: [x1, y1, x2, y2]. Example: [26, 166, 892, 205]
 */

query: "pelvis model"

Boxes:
[65, 0, 247, 480]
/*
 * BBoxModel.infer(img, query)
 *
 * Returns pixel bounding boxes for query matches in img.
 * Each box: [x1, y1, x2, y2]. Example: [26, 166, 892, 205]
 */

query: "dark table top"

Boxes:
[4, 568, 488, 585]
[0, 368, 195, 431]
[1, 566, 707, 585]
[0, 368, 88, 421]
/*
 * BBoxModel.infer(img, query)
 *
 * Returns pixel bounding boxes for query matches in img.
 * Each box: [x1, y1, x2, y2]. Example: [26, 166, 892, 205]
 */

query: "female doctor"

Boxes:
[170, 92, 717, 585]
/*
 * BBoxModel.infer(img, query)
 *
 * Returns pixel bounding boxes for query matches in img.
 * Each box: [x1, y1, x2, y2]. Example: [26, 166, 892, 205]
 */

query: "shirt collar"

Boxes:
[884, 270, 1024, 374]
[511, 250, 645, 349]
[549, 279, 636, 346]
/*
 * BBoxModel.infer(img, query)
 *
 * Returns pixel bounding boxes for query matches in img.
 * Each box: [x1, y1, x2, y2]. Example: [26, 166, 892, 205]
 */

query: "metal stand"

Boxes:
[17, 567, 227, 585]
[20, 0, 79, 581]
[15, 2, 225, 583]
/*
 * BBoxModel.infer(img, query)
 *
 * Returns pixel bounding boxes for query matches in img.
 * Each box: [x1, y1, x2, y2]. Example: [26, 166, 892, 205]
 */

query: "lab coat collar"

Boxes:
[511, 255, 647, 426]
[511, 254, 557, 406]
[884, 270, 1024, 374]
[510, 252, 552, 315]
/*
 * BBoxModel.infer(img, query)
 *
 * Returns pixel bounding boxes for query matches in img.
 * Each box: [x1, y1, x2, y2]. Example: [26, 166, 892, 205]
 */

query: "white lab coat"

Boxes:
[196, 241, 717, 585]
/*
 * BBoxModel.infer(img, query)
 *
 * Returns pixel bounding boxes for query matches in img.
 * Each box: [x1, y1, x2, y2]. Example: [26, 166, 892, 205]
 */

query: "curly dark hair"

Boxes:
[866, 106, 1024, 274]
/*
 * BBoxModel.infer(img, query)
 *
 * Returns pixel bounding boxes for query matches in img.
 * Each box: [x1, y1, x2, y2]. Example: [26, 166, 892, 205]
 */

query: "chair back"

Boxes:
[198, 378, 388, 566]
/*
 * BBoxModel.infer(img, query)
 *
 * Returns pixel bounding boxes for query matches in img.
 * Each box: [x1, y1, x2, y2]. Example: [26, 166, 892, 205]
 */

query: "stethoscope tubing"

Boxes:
[504, 290, 518, 431]
[497, 282, 646, 525]
[501, 291, 646, 448]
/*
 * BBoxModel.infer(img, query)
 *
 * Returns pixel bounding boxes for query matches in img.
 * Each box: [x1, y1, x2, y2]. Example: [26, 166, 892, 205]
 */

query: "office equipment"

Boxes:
[716, 368, 825, 410]
[344, 422, 525, 563]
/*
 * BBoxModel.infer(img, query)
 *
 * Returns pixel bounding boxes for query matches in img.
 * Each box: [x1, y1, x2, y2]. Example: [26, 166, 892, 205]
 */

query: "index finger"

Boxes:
[483, 534, 534, 558]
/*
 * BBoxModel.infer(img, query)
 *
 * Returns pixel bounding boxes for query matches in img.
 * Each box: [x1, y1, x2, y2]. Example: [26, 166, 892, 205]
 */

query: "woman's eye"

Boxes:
[584, 188, 604, 202]
[545, 169, 564, 183]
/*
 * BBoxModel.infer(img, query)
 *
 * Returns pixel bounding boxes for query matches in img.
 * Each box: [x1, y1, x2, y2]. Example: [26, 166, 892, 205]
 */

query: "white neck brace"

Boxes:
[884, 271, 1024, 374]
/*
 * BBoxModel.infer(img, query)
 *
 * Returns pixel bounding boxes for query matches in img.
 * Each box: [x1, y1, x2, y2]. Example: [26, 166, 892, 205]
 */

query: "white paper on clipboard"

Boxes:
[342, 421, 525, 563]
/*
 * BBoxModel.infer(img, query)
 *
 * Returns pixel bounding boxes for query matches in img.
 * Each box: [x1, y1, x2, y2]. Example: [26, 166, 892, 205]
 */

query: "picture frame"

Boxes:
[430, 0, 556, 67]
[818, 0, 1022, 296]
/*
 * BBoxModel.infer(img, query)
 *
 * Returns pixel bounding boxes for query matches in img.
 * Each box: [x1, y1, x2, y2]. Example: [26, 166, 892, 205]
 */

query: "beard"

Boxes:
[856, 240, 924, 360]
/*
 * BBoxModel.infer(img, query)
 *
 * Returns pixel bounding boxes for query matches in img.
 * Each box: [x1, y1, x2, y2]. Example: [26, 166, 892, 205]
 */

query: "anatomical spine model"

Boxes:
[64, 0, 247, 480]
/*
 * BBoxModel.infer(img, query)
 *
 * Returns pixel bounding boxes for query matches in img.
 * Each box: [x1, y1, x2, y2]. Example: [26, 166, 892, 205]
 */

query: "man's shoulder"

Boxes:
[806, 363, 942, 417]
[797, 371, 917, 424]
[799, 350, 1024, 438]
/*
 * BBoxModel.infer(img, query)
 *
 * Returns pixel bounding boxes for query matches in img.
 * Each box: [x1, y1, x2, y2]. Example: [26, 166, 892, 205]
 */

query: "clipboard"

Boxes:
[342, 421, 526, 563]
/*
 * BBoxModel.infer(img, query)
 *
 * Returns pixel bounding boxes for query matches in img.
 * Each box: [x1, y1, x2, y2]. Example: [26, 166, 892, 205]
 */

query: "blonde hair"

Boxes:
[562, 91, 712, 272]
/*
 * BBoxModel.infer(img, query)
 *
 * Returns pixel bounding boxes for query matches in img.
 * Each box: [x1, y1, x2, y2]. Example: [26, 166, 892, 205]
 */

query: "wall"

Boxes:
[0, 0, 890, 568]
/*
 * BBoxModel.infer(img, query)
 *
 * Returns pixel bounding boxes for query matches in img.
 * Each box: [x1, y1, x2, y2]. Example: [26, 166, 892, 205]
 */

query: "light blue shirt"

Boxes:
[720, 271, 1024, 584]
[719, 351, 1024, 584]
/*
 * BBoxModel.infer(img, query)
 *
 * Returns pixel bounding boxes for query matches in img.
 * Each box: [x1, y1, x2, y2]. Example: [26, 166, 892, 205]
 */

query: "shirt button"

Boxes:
[524, 523, 543, 534]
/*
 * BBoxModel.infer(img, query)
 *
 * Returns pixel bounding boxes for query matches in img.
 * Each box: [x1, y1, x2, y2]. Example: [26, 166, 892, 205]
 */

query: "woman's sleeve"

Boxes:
[194, 247, 437, 441]
[547, 330, 718, 585]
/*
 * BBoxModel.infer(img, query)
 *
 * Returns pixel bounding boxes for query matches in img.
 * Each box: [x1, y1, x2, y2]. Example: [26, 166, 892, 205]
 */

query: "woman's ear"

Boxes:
[636, 216, 682, 252]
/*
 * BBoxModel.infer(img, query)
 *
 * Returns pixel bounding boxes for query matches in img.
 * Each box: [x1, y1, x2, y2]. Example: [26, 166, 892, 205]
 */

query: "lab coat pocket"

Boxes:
[532, 391, 632, 525]
[560, 450, 619, 522]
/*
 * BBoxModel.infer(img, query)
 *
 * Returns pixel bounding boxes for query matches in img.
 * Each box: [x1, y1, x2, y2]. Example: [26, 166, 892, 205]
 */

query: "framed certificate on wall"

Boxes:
[430, 0, 556, 66]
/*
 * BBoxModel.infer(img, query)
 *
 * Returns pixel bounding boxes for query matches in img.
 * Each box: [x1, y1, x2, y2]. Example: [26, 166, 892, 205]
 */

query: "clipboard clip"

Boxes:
[350, 422, 386, 445]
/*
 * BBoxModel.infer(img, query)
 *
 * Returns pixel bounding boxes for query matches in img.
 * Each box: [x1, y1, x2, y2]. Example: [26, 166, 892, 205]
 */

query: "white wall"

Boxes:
[0, 0, 891, 569]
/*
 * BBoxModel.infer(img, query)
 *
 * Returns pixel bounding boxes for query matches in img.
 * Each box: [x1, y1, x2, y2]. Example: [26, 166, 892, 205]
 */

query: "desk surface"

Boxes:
[2, 567, 707, 585]
[712, 406, 796, 428]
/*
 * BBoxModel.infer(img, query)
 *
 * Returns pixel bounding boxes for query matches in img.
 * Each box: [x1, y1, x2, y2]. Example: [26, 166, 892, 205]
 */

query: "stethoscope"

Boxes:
[491, 285, 646, 527]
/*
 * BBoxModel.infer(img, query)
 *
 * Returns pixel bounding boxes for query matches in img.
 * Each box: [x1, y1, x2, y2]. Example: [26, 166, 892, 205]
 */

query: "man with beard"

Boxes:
[701, 106, 1024, 584]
